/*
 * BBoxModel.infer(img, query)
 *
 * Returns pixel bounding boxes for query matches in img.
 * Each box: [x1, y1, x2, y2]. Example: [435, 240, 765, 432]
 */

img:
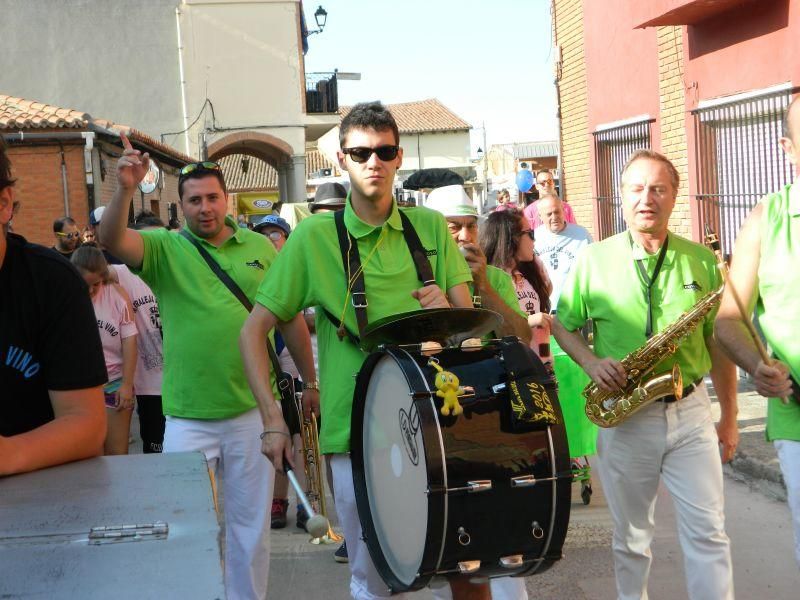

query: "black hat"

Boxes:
[310, 182, 347, 213]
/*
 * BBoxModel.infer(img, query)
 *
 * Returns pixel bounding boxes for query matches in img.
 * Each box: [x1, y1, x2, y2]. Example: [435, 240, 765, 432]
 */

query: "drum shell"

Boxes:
[352, 340, 571, 593]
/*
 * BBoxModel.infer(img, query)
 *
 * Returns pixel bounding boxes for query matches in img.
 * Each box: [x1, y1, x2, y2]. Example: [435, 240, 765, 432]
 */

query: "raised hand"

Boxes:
[116, 132, 151, 191]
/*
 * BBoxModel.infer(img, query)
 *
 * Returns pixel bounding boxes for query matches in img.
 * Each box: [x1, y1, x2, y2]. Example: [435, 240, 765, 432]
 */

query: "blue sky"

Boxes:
[301, 0, 558, 150]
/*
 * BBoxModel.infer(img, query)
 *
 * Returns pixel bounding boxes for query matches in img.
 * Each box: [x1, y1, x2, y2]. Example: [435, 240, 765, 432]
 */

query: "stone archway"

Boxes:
[207, 131, 293, 168]
[207, 131, 305, 203]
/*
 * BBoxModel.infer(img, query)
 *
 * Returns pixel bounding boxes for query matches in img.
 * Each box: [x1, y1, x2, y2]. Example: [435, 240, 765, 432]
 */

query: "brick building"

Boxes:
[553, 0, 798, 251]
[1, 94, 191, 246]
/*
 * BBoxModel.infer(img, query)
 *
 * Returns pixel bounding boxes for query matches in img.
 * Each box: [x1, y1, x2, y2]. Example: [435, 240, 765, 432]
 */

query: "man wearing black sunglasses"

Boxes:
[240, 102, 494, 600]
[99, 134, 317, 600]
[52, 216, 81, 260]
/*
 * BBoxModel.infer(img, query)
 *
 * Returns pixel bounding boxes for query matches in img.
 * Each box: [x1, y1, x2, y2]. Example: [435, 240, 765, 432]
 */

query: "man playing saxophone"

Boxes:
[552, 149, 738, 600]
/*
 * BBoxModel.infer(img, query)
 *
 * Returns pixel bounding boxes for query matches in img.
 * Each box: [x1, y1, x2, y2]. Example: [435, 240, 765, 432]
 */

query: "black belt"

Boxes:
[657, 377, 703, 403]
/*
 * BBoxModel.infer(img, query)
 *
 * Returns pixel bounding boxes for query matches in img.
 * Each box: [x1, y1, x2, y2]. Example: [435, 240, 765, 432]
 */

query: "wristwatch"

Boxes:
[302, 379, 320, 391]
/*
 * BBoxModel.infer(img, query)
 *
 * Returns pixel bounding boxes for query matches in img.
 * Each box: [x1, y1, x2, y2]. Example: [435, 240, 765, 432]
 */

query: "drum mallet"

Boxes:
[285, 467, 330, 539]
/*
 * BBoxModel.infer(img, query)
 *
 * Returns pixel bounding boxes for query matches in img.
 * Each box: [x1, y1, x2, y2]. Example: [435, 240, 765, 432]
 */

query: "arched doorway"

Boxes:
[207, 131, 306, 209]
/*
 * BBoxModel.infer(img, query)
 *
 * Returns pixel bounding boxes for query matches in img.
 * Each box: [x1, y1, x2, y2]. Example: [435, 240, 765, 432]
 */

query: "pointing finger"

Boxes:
[120, 131, 133, 151]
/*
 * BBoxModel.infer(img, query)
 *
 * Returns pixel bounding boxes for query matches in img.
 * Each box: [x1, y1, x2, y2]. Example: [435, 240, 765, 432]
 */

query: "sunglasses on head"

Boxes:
[341, 145, 399, 164]
[56, 231, 81, 240]
[179, 161, 221, 177]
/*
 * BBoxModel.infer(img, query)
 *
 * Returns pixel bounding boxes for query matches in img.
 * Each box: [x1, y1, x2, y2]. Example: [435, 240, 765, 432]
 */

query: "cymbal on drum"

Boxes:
[360, 307, 503, 352]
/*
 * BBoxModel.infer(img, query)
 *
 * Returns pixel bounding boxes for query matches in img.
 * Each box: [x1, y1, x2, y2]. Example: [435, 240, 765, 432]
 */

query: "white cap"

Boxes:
[90, 205, 106, 226]
[425, 185, 478, 218]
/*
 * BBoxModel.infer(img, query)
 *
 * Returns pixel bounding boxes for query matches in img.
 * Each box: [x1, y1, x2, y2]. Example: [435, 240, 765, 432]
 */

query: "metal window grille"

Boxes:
[305, 72, 339, 114]
[692, 88, 795, 256]
[593, 120, 653, 239]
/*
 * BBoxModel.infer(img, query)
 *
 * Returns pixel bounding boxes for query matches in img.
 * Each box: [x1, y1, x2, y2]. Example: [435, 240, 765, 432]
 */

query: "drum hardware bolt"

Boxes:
[531, 521, 544, 539]
[457, 527, 471, 546]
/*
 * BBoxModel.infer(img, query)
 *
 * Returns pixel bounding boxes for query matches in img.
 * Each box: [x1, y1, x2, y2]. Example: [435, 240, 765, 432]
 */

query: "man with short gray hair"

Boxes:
[534, 194, 592, 309]
[554, 149, 737, 600]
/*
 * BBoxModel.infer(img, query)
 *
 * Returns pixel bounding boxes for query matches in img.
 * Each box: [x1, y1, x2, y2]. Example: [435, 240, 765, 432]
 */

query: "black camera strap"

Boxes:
[179, 229, 284, 384]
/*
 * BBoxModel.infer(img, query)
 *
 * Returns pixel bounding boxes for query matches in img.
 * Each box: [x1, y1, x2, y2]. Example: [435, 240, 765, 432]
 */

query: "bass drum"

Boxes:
[351, 338, 571, 593]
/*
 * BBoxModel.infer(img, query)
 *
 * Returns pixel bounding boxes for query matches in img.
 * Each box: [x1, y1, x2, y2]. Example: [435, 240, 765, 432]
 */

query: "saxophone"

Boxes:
[583, 286, 723, 427]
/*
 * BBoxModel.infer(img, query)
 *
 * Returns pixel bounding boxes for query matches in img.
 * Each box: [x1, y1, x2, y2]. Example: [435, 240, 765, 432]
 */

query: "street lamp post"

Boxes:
[307, 5, 328, 35]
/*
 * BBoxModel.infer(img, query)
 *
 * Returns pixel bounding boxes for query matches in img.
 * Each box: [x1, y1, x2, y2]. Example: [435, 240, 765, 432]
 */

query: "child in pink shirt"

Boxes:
[72, 246, 137, 455]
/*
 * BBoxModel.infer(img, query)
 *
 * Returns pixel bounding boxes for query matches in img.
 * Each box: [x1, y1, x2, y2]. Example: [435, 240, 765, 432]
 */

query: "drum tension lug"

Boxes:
[457, 559, 481, 574]
[499, 554, 524, 568]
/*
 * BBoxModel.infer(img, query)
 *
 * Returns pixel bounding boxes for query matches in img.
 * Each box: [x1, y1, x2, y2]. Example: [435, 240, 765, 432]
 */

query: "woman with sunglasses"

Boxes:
[481, 208, 554, 364]
[72, 245, 138, 455]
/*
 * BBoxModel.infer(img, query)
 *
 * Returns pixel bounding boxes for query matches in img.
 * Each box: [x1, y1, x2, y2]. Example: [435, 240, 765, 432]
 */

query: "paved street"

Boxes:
[126, 379, 798, 599]
[265, 470, 797, 600]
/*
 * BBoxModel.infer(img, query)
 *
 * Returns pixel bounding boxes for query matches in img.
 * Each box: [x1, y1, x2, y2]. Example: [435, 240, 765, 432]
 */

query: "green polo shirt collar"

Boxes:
[182, 215, 244, 247]
[629, 231, 675, 267]
[789, 176, 800, 216]
[343, 194, 404, 239]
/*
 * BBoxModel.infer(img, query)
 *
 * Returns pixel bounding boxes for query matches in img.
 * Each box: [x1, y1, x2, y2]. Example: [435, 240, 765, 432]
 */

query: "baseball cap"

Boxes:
[89, 206, 106, 226]
[310, 182, 347, 213]
[425, 185, 478, 218]
[253, 214, 291, 237]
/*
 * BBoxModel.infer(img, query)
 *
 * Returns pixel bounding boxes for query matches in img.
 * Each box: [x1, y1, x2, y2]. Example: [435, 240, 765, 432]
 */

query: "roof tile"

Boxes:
[339, 98, 471, 134]
[0, 94, 89, 129]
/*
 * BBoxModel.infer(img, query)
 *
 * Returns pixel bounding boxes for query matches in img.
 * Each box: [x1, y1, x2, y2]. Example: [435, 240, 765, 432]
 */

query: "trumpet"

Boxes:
[294, 392, 342, 544]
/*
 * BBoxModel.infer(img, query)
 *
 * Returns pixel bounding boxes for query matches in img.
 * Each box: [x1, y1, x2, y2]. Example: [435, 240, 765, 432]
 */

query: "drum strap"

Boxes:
[325, 209, 437, 344]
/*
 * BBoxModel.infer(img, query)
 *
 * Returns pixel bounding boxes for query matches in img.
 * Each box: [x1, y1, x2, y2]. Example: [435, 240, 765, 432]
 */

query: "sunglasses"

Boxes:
[56, 231, 81, 240]
[266, 231, 285, 241]
[179, 161, 221, 177]
[518, 230, 535, 240]
[341, 145, 399, 163]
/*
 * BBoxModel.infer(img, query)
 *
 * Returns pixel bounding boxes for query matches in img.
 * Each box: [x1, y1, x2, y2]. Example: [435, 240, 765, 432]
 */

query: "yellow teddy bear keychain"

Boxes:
[429, 359, 465, 417]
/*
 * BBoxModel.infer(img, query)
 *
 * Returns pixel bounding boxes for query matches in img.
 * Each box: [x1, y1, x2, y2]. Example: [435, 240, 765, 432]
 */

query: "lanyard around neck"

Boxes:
[629, 232, 669, 338]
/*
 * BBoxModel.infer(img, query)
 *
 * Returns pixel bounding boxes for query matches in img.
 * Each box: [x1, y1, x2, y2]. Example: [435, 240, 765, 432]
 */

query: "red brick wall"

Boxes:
[554, 0, 594, 237]
[7, 143, 89, 247]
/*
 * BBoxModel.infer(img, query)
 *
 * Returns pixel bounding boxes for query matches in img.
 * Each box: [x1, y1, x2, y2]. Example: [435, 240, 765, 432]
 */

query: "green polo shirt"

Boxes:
[558, 231, 720, 384]
[757, 182, 800, 442]
[134, 216, 277, 419]
[256, 199, 472, 453]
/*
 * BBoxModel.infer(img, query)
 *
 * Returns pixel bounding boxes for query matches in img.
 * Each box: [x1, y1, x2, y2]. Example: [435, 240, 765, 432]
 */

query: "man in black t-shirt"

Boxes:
[0, 137, 107, 476]
[51, 216, 81, 260]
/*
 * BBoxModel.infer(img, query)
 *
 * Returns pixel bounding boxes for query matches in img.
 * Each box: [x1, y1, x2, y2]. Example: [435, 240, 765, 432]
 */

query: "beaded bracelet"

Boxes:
[260, 430, 291, 440]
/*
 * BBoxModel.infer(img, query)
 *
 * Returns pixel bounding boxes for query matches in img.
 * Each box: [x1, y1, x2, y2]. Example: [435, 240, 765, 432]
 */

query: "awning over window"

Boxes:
[634, 0, 758, 28]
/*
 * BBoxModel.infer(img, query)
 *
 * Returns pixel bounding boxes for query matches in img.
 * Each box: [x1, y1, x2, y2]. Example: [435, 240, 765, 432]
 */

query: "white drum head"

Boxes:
[363, 355, 430, 587]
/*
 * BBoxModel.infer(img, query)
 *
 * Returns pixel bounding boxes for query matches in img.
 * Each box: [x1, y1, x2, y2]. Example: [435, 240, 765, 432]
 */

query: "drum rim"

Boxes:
[351, 346, 447, 592]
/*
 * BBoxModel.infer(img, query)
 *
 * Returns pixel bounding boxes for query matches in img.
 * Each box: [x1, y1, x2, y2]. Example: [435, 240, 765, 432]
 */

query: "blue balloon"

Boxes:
[516, 169, 534, 193]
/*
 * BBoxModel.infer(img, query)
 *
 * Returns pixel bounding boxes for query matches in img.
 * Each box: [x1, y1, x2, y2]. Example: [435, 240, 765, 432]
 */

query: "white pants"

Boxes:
[331, 454, 408, 600]
[595, 384, 733, 600]
[774, 439, 800, 568]
[164, 409, 274, 600]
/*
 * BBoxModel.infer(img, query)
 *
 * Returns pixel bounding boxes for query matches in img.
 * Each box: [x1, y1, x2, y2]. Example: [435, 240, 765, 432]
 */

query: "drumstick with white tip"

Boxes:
[285, 467, 330, 539]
